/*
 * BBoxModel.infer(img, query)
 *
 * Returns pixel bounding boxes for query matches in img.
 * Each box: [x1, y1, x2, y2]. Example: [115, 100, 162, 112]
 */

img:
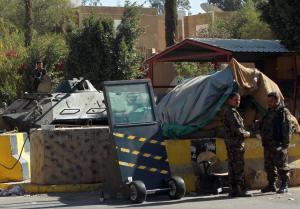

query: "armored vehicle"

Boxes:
[0, 78, 107, 131]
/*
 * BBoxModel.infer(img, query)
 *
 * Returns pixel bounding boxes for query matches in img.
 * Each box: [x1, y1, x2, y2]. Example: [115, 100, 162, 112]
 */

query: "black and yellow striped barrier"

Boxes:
[113, 132, 166, 146]
[116, 146, 168, 163]
[112, 131, 170, 190]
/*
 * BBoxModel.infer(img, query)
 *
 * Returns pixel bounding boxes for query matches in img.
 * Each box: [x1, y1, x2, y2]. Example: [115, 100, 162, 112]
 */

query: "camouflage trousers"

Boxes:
[225, 140, 245, 187]
[263, 144, 290, 184]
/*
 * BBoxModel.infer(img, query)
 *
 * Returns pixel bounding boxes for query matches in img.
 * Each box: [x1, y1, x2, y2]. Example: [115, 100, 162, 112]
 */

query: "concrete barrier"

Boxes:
[29, 126, 125, 197]
[216, 134, 300, 188]
[166, 134, 300, 192]
[30, 126, 112, 185]
[0, 132, 30, 182]
[165, 140, 196, 192]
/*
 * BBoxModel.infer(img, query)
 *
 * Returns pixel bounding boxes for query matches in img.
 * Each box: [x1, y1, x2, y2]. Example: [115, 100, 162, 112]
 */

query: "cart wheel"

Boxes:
[129, 181, 147, 204]
[168, 176, 186, 199]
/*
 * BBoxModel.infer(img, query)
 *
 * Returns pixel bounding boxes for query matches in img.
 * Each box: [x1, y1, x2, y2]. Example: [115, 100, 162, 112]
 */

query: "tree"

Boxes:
[65, 2, 144, 88]
[22, 34, 69, 92]
[175, 62, 214, 83]
[114, 1, 144, 80]
[149, 0, 190, 15]
[208, 0, 245, 11]
[259, 0, 300, 50]
[165, 0, 177, 47]
[0, 18, 27, 103]
[24, 0, 33, 47]
[208, 0, 273, 39]
[65, 16, 115, 88]
[238, 0, 273, 39]
[0, 0, 76, 34]
[81, 0, 101, 6]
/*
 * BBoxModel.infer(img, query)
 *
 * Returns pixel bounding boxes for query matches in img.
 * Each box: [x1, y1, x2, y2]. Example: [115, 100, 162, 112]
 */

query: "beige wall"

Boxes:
[78, 7, 236, 52]
[184, 13, 212, 37]
[184, 11, 234, 38]
[78, 6, 166, 51]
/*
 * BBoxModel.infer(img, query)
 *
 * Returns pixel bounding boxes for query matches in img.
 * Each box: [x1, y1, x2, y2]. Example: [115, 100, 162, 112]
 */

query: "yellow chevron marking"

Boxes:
[120, 148, 130, 153]
[143, 153, 151, 158]
[119, 161, 135, 167]
[114, 132, 166, 147]
[138, 165, 146, 170]
[150, 140, 158, 144]
[149, 168, 158, 172]
[139, 137, 146, 142]
[118, 161, 127, 166]
[119, 161, 168, 175]
[154, 156, 162, 160]
[128, 163, 135, 167]
[127, 135, 135, 140]
[160, 170, 168, 174]
[132, 150, 140, 155]
[114, 133, 124, 138]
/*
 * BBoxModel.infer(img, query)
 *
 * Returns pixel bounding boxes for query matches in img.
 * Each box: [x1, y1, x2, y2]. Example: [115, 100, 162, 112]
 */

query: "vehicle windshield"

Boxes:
[106, 83, 155, 124]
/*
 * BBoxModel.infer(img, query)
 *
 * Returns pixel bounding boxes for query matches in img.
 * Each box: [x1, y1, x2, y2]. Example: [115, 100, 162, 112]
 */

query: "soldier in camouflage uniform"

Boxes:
[221, 92, 251, 197]
[260, 92, 292, 194]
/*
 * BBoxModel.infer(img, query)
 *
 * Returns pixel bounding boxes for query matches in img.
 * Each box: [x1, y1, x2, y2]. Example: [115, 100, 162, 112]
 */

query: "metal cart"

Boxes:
[103, 79, 186, 203]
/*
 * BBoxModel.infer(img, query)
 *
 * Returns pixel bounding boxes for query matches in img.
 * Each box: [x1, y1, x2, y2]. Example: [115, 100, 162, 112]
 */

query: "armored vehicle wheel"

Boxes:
[129, 181, 147, 204]
[168, 176, 186, 199]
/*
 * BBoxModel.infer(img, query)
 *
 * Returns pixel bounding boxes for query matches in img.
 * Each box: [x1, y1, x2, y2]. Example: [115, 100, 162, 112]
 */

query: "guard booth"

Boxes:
[102, 79, 185, 203]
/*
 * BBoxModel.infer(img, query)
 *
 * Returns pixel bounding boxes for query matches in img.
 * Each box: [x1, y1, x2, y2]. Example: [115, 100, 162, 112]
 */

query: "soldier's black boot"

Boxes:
[228, 184, 237, 197]
[261, 183, 277, 193]
[235, 185, 251, 197]
[277, 181, 288, 193]
[229, 185, 250, 197]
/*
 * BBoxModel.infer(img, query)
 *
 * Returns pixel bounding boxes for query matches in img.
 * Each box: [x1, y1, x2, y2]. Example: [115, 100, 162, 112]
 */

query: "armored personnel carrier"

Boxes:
[0, 78, 107, 131]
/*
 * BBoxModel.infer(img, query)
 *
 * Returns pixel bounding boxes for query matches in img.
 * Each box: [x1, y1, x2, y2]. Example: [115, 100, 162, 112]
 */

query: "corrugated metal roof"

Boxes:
[189, 38, 290, 53]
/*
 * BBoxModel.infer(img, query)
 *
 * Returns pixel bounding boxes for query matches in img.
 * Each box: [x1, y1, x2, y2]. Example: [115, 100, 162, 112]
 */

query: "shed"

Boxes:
[145, 38, 300, 115]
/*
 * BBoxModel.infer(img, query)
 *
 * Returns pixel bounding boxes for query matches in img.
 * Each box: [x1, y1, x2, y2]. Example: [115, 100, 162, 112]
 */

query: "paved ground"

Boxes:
[1, 188, 300, 209]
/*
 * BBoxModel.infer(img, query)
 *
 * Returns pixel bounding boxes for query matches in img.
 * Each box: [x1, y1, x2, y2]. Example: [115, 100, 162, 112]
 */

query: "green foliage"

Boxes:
[81, 0, 101, 6]
[0, 18, 68, 101]
[0, 0, 24, 30]
[209, 0, 273, 39]
[65, 1, 144, 89]
[175, 62, 215, 82]
[114, 1, 144, 80]
[259, 0, 300, 50]
[149, 0, 190, 14]
[208, 0, 245, 11]
[208, 14, 243, 38]
[0, 0, 76, 34]
[65, 16, 115, 89]
[0, 18, 27, 103]
[23, 34, 68, 91]
[238, 0, 273, 39]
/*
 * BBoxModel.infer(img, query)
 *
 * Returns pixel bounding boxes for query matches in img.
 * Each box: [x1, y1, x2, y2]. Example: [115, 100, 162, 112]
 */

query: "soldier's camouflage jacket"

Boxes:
[221, 105, 249, 143]
[261, 105, 292, 148]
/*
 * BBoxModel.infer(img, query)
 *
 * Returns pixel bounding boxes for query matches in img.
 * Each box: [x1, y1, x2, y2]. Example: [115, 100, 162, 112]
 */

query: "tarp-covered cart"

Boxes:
[158, 58, 299, 139]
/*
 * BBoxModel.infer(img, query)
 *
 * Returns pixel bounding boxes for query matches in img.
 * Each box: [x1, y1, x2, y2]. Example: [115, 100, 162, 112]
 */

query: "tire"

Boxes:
[168, 176, 186, 199]
[129, 181, 147, 204]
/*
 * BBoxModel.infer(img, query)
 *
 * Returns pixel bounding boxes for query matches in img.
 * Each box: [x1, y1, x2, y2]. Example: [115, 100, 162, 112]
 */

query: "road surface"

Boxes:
[1, 188, 300, 209]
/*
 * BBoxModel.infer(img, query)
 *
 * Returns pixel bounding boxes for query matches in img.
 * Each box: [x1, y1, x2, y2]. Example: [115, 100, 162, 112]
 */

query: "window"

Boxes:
[106, 83, 155, 124]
